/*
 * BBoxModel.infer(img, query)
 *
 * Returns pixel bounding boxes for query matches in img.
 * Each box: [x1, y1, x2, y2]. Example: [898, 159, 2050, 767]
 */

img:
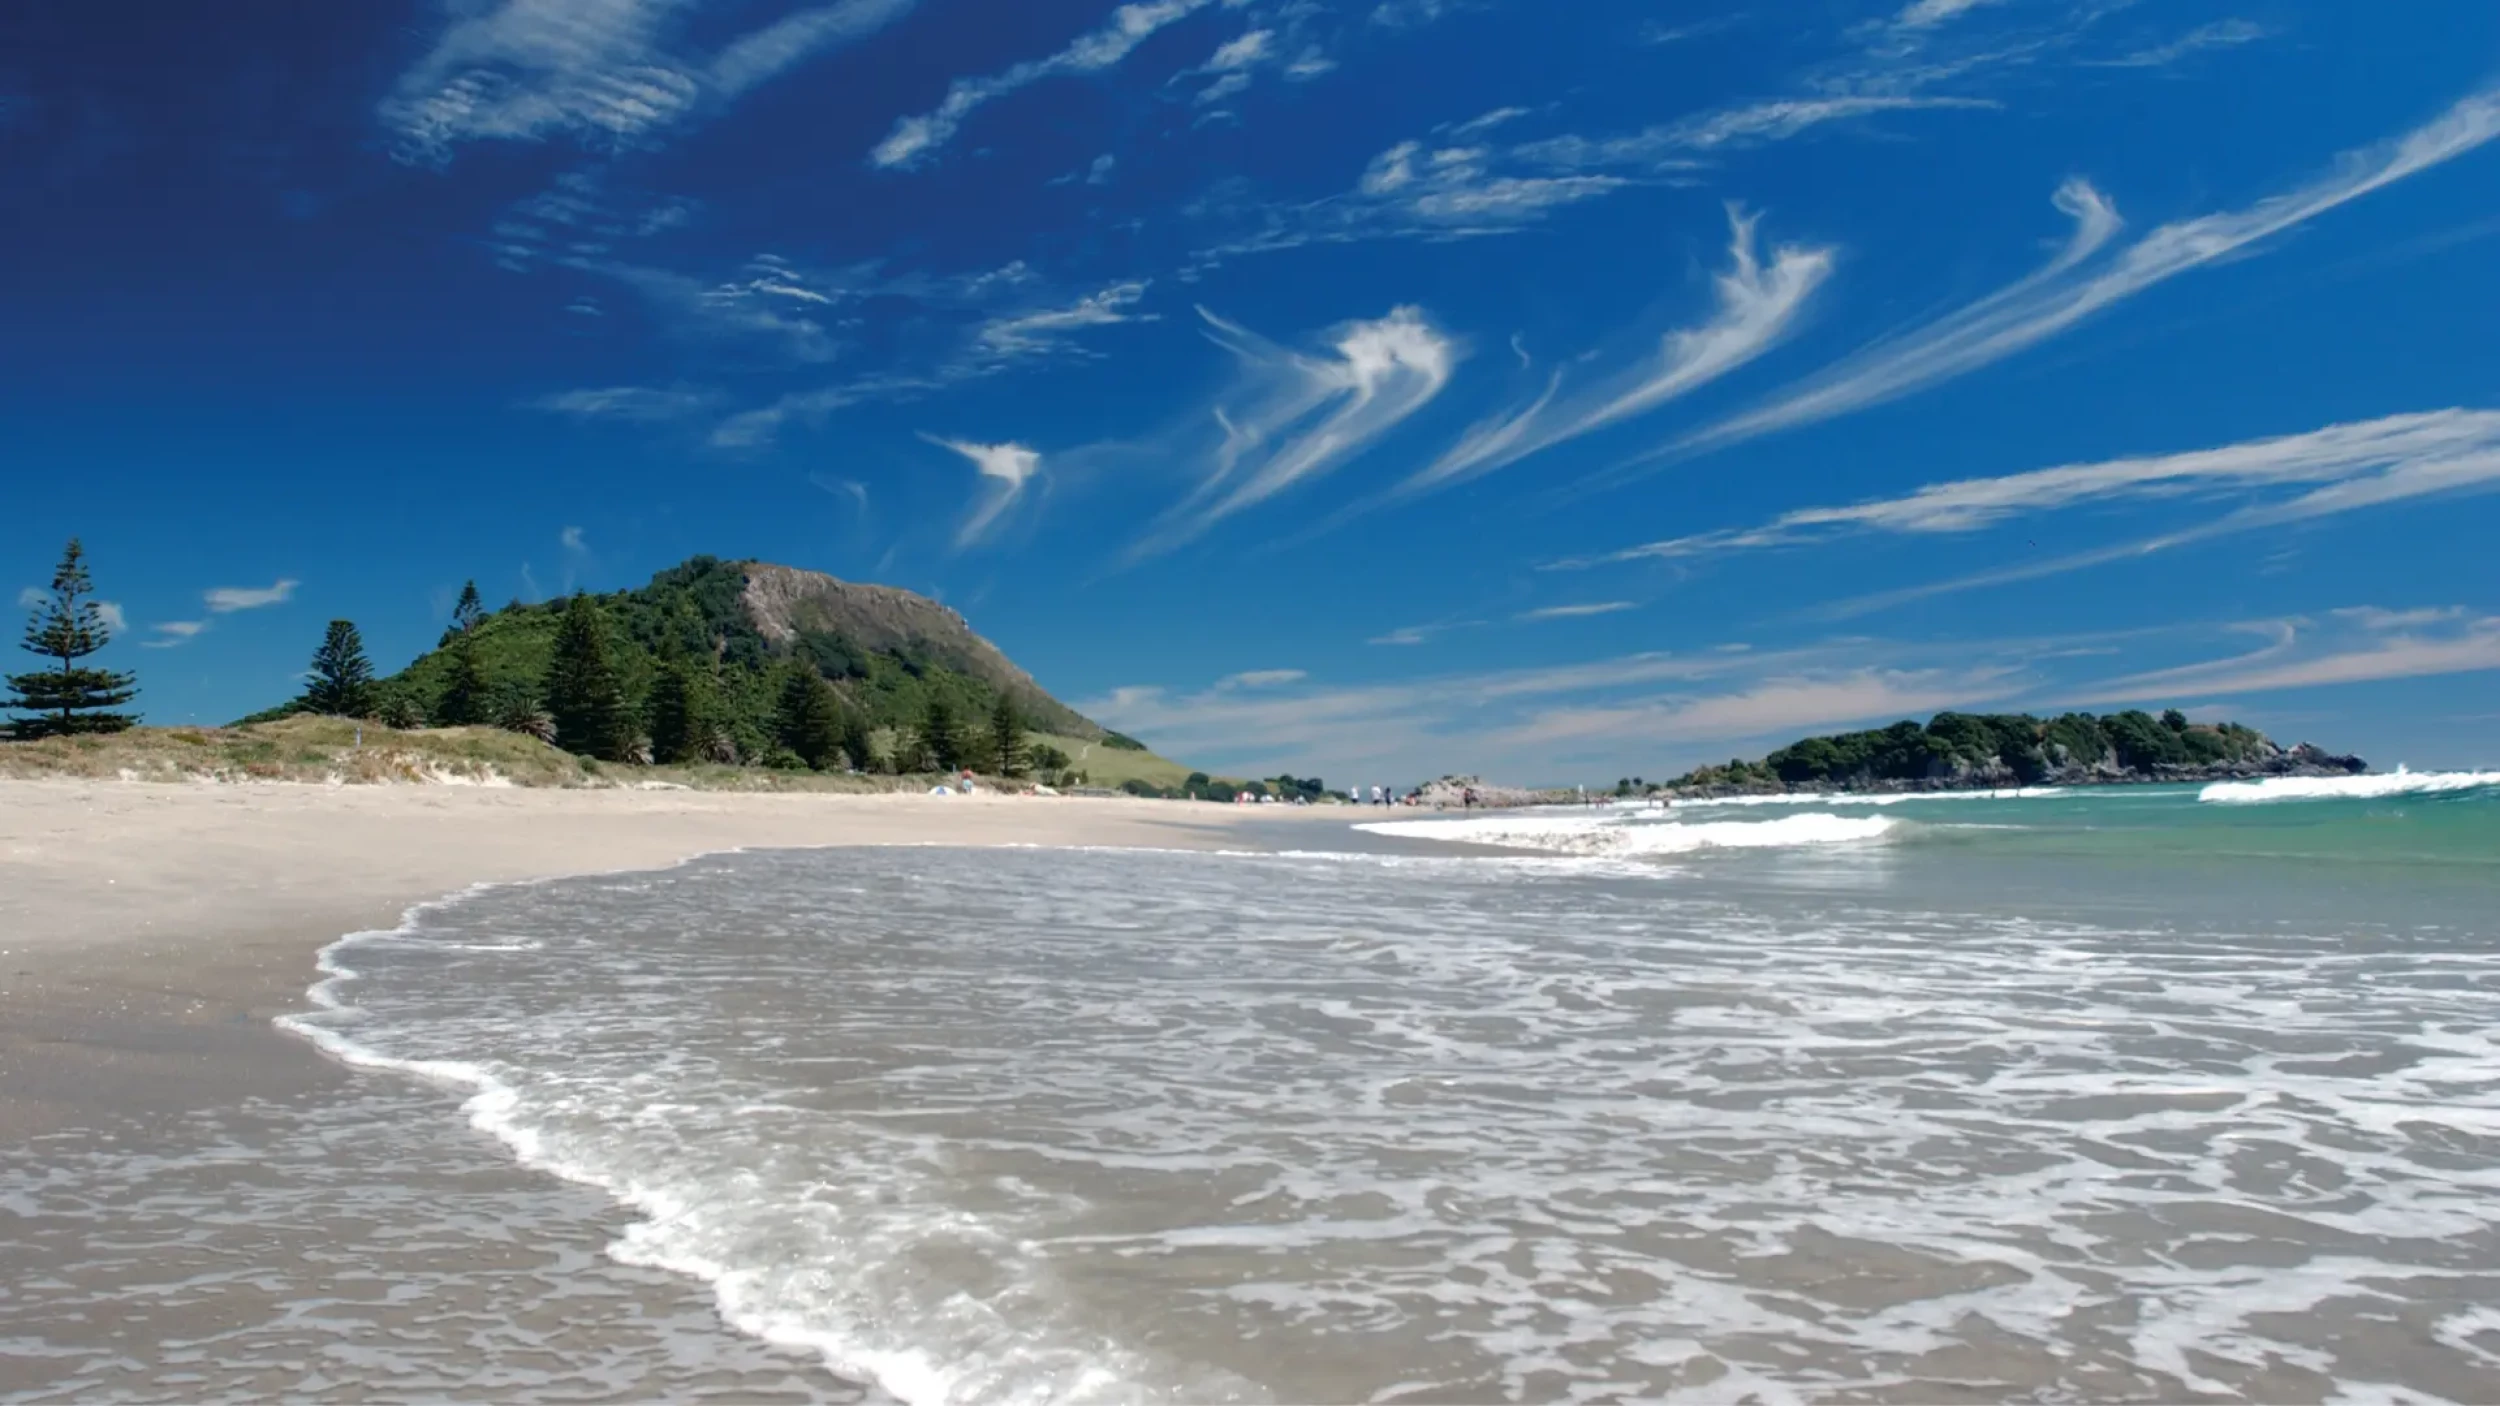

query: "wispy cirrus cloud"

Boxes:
[1648, 83, 2500, 468]
[977, 281, 1156, 357]
[1579, 410, 2500, 569]
[927, 437, 1043, 548]
[1517, 601, 1636, 622]
[384, 0, 916, 162]
[526, 384, 717, 421]
[2079, 607, 2500, 702]
[206, 580, 299, 613]
[708, 276, 1155, 448]
[1391, 207, 1831, 499]
[1217, 668, 1307, 688]
[1192, 89, 1986, 266]
[1128, 305, 1458, 557]
[872, 0, 1213, 169]
[2086, 19, 2271, 70]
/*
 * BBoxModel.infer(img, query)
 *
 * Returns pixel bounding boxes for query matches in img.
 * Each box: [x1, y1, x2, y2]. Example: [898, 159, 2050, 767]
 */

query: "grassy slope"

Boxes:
[0, 716, 1040, 791]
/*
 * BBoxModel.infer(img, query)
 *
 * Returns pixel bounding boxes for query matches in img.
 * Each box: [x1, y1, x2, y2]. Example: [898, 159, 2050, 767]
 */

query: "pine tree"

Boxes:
[838, 709, 875, 773]
[5, 538, 138, 738]
[920, 694, 964, 773]
[987, 692, 1025, 776]
[302, 620, 378, 718]
[775, 666, 846, 770]
[439, 580, 487, 647]
[435, 627, 492, 726]
[544, 594, 632, 760]
[651, 655, 724, 765]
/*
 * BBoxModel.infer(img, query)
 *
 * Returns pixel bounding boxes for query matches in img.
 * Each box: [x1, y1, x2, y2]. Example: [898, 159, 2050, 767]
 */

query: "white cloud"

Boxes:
[1665, 83, 2500, 462]
[1396, 207, 1831, 498]
[384, 0, 914, 161]
[1589, 409, 2500, 565]
[14, 586, 41, 610]
[1517, 601, 1636, 622]
[1512, 95, 1995, 167]
[977, 281, 1155, 357]
[561, 525, 589, 553]
[528, 385, 715, 420]
[1217, 668, 1307, 688]
[873, 0, 1213, 169]
[927, 437, 1043, 547]
[2081, 609, 2500, 701]
[1087, 153, 1117, 184]
[2088, 20, 2271, 70]
[143, 620, 206, 649]
[205, 580, 299, 613]
[1369, 625, 1434, 646]
[1130, 305, 1458, 556]
[1892, 0, 1999, 31]
[1447, 106, 1530, 139]
[96, 602, 127, 634]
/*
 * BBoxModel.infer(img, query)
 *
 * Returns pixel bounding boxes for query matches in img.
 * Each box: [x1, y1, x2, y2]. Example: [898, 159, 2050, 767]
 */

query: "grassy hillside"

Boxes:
[234, 556, 1192, 780]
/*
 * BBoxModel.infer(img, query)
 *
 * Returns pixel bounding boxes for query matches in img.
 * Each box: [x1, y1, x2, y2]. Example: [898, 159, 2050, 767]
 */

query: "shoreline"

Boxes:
[0, 778, 1330, 1141]
[0, 778, 1341, 1400]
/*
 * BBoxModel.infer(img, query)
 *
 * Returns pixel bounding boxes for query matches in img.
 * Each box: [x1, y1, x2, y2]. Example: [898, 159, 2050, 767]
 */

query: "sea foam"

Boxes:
[1356, 809, 1897, 857]
[2198, 769, 2500, 804]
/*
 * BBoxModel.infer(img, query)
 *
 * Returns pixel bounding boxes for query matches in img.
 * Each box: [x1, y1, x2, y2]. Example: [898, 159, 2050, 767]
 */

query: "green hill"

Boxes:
[243, 556, 1175, 778]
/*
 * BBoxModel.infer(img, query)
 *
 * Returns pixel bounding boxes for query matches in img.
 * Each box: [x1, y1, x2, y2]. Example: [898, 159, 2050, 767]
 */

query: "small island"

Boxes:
[1656, 709, 2366, 799]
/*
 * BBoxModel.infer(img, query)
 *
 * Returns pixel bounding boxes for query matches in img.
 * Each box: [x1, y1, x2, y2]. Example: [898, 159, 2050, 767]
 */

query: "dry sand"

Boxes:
[0, 779, 1330, 1401]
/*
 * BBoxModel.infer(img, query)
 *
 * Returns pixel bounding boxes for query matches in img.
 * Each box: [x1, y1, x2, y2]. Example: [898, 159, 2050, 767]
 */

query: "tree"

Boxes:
[919, 694, 964, 773]
[2161, 708, 2190, 733]
[839, 710, 875, 773]
[439, 580, 487, 646]
[544, 594, 633, 760]
[302, 620, 379, 718]
[650, 655, 724, 765]
[987, 692, 1025, 776]
[5, 538, 138, 738]
[435, 628, 492, 726]
[774, 666, 846, 770]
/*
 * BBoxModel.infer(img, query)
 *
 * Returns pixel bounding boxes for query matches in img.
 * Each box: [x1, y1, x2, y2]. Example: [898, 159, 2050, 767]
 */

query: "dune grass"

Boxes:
[0, 716, 1210, 794]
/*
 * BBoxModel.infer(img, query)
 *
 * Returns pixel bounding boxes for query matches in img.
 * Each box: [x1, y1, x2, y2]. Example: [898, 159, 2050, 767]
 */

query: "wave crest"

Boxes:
[2198, 770, 2500, 805]
[1356, 811, 1898, 858]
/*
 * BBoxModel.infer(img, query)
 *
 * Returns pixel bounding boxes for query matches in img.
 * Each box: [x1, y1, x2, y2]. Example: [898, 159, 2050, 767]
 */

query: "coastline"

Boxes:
[0, 778, 1338, 1400]
[0, 778, 1325, 1139]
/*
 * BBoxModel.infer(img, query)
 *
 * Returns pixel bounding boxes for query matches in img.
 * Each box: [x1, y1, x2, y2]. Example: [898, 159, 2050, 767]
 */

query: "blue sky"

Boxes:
[5, 0, 2496, 783]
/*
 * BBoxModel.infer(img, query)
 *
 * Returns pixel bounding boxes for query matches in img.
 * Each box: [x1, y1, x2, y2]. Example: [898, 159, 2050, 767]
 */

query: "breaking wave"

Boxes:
[2198, 769, 2500, 805]
[1356, 810, 1898, 858]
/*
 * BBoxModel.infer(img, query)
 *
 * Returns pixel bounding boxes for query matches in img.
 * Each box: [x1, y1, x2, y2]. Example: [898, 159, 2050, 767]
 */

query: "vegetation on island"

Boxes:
[1653, 708, 2359, 796]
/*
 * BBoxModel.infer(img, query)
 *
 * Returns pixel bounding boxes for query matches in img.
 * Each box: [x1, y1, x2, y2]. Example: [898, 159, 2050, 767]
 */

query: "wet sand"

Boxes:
[0, 779, 1315, 1401]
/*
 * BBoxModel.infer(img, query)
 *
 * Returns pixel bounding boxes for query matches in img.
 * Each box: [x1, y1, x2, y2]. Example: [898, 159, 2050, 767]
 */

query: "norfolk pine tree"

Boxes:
[5, 538, 138, 738]
[302, 620, 378, 717]
[988, 692, 1025, 776]
[438, 580, 487, 647]
[544, 593, 634, 760]
[651, 650, 726, 765]
[435, 627, 492, 726]
[775, 664, 846, 770]
[919, 693, 964, 773]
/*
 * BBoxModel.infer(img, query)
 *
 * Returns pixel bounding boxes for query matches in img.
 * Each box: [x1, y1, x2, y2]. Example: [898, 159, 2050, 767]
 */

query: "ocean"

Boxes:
[10, 772, 2500, 1403]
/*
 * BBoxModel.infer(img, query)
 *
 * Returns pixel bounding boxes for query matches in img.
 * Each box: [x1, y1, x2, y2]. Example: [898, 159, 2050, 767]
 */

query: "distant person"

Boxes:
[1463, 786, 1476, 811]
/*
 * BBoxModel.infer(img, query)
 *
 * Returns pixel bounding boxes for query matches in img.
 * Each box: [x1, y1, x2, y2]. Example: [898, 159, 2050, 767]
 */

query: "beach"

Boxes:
[0, 780, 1323, 1401]
[5, 776, 2498, 1402]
